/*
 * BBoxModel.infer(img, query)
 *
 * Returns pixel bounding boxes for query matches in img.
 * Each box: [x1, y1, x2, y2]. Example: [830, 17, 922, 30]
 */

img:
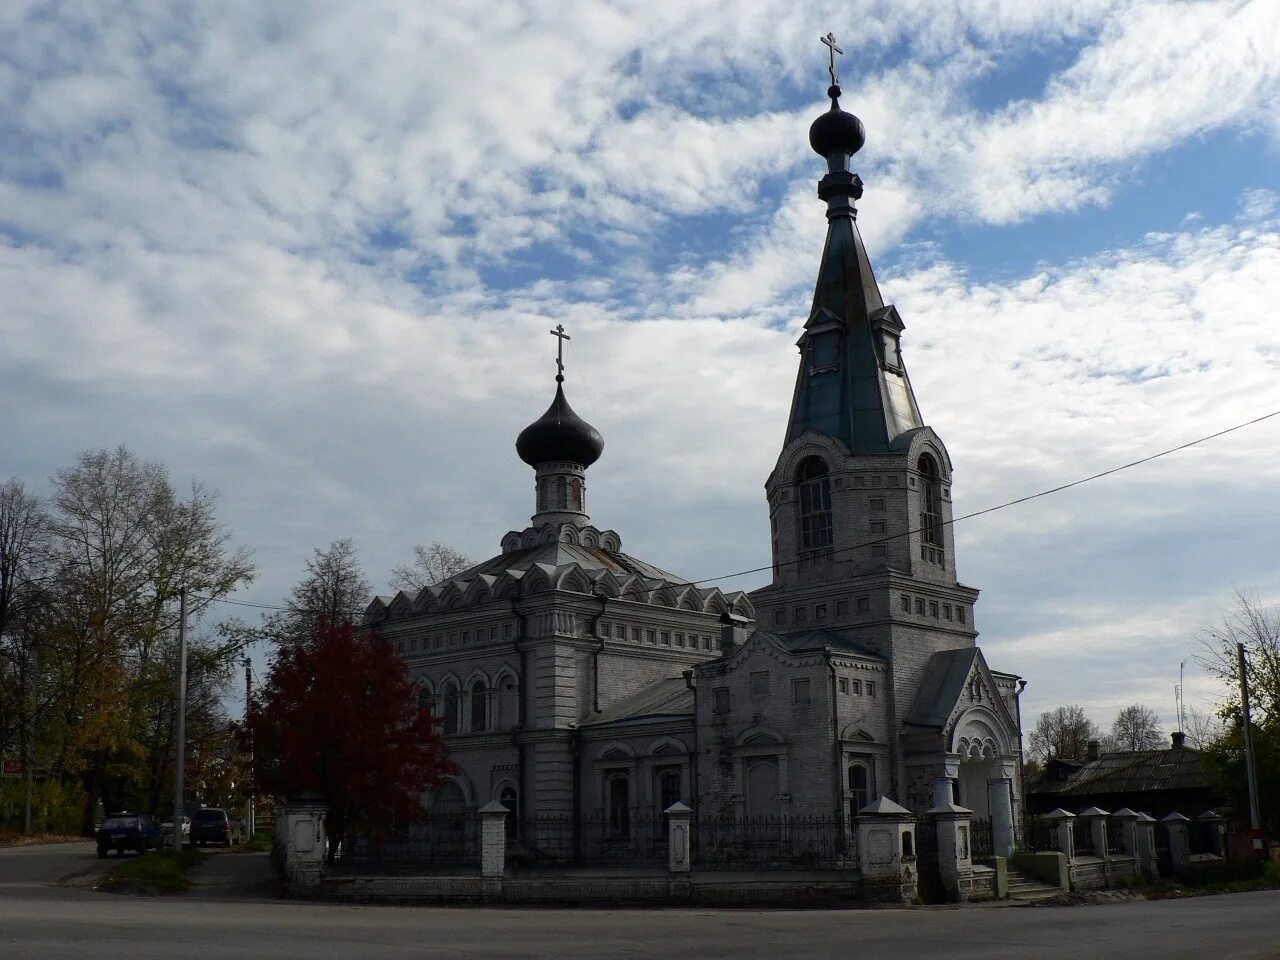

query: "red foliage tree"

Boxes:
[246, 622, 453, 860]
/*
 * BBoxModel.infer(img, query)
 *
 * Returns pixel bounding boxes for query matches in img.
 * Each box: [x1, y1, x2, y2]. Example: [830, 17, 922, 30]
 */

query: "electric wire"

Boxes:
[185, 405, 1280, 617]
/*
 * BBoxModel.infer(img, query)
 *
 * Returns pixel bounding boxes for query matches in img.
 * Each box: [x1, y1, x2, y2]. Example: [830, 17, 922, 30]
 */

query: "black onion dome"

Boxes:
[808, 84, 865, 158]
[516, 383, 604, 467]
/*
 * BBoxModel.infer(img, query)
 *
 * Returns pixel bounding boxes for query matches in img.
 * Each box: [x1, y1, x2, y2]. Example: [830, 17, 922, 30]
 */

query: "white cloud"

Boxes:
[2, 0, 1279, 726]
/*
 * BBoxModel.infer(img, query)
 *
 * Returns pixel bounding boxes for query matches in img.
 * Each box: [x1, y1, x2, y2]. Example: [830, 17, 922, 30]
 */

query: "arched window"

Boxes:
[796, 457, 833, 551]
[570, 477, 583, 512]
[469, 679, 488, 733]
[441, 680, 459, 735]
[917, 454, 942, 565]
[848, 762, 870, 819]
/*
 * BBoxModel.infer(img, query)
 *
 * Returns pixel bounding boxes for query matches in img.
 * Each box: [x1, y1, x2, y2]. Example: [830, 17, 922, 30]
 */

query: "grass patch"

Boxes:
[235, 831, 271, 854]
[99, 848, 205, 895]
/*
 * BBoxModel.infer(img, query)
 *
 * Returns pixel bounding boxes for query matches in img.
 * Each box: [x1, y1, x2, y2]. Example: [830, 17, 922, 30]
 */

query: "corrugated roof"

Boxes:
[582, 677, 694, 727]
[1031, 748, 1213, 796]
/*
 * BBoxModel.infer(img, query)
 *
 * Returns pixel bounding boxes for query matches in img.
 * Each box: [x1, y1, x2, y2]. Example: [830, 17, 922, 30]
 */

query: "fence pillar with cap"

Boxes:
[1135, 812, 1159, 878]
[664, 802, 692, 874]
[1078, 806, 1109, 859]
[277, 791, 328, 890]
[1045, 808, 1076, 861]
[927, 801, 973, 903]
[478, 800, 509, 880]
[1162, 812, 1191, 876]
[856, 797, 918, 902]
[1110, 808, 1140, 856]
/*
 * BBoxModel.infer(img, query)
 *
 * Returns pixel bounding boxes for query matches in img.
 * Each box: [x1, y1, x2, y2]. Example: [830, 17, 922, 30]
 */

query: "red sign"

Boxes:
[0, 758, 21, 777]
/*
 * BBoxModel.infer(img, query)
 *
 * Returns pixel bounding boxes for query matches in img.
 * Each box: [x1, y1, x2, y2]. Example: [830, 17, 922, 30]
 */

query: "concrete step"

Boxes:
[1005, 867, 1062, 900]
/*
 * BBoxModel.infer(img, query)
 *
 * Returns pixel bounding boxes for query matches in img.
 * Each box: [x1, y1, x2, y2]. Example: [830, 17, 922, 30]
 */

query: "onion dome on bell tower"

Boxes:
[515, 324, 604, 529]
[784, 33, 924, 455]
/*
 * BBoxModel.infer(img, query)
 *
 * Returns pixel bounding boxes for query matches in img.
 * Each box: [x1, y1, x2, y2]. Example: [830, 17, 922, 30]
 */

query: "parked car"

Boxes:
[190, 807, 234, 847]
[158, 815, 191, 847]
[96, 813, 164, 858]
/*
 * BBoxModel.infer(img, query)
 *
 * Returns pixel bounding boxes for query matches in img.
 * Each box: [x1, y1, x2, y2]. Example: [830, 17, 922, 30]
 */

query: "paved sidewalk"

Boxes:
[187, 850, 279, 900]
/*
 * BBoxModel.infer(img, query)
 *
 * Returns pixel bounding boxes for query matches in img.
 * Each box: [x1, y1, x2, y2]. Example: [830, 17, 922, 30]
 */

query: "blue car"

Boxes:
[96, 813, 164, 857]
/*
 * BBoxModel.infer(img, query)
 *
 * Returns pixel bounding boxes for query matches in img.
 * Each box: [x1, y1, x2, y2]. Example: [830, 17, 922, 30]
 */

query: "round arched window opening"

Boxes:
[796, 457, 833, 551]
[917, 454, 942, 564]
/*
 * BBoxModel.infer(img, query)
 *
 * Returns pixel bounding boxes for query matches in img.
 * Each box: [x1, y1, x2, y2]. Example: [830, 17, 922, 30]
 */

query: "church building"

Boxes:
[366, 70, 1026, 858]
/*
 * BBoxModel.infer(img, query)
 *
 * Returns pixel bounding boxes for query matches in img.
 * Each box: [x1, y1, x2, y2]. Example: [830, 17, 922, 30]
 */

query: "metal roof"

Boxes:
[1030, 748, 1214, 797]
[581, 677, 694, 727]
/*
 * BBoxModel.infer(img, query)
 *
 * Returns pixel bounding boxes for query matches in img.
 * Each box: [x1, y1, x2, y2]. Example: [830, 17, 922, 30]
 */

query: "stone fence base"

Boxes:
[294, 870, 883, 906]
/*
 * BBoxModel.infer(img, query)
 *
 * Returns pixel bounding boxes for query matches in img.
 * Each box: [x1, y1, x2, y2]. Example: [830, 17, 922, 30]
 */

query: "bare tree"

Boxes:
[250, 539, 373, 647]
[389, 542, 472, 594]
[1197, 588, 1280, 723]
[1029, 705, 1100, 762]
[1183, 706, 1224, 749]
[1107, 703, 1164, 752]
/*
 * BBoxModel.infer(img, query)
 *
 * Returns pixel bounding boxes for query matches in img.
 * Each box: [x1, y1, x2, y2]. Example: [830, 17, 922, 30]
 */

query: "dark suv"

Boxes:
[96, 813, 163, 858]
[191, 807, 234, 847]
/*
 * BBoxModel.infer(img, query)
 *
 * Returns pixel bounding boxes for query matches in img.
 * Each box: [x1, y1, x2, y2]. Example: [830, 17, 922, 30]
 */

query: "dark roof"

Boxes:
[457, 541, 688, 584]
[1031, 748, 1214, 797]
[784, 113, 924, 454]
[904, 648, 980, 729]
[582, 677, 693, 726]
[516, 382, 604, 467]
[755, 628, 882, 659]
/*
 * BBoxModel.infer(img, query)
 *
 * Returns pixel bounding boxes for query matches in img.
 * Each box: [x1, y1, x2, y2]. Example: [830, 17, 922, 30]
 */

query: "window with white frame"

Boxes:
[469, 679, 488, 732]
[441, 680, 460, 735]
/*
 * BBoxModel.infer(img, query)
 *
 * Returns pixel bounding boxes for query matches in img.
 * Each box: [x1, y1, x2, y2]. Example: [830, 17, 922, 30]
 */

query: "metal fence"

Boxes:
[1073, 817, 1096, 856]
[693, 815, 856, 870]
[331, 812, 479, 868]
[1017, 815, 1056, 853]
[970, 818, 994, 859]
[1106, 822, 1127, 855]
[1189, 820, 1221, 856]
[512, 814, 667, 868]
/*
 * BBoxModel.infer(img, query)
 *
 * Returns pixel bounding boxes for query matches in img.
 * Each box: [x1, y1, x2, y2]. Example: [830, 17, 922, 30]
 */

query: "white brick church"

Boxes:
[366, 74, 1026, 858]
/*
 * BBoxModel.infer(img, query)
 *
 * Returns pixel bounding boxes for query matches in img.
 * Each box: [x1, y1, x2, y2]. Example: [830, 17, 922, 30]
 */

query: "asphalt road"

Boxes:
[1, 844, 1278, 960]
[0, 840, 108, 889]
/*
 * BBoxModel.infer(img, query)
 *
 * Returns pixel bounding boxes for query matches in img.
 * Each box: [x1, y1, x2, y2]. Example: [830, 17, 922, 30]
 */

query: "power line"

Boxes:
[191, 405, 1280, 615]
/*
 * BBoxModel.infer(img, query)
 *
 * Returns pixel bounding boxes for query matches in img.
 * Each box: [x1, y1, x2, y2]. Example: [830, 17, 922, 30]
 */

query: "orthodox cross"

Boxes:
[820, 32, 843, 86]
[549, 323, 571, 381]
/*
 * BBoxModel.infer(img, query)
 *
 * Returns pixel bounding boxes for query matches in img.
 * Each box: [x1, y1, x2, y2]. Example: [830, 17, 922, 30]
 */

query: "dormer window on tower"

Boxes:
[797, 457, 833, 551]
[917, 454, 943, 565]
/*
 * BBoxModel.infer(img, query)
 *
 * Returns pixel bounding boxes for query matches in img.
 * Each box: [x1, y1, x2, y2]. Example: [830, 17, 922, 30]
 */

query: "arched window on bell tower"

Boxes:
[918, 454, 943, 566]
[796, 456, 833, 552]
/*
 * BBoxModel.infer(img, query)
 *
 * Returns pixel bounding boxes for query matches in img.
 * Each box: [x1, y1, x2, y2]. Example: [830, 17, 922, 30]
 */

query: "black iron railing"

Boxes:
[1073, 817, 1096, 856]
[512, 814, 667, 868]
[693, 815, 857, 870]
[332, 811, 478, 867]
[1106, 822, 1127, 855]
[970, 818, 994, 859]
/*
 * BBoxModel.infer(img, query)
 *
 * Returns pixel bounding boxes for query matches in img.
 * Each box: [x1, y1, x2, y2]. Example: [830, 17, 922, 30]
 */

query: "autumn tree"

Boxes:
[389, 542, 471, 594]
[1107, 703, 1164, 752]
[1029, 704, 1100, 762]
[246, 622, 452, 859]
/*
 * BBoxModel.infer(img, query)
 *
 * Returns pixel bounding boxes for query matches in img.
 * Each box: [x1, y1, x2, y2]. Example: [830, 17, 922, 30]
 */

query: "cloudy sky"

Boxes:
[3, 0, 1279, 733]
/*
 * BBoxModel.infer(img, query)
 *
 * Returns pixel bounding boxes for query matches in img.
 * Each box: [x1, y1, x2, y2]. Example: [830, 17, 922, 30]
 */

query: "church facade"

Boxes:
[366, 76, 1026, 857]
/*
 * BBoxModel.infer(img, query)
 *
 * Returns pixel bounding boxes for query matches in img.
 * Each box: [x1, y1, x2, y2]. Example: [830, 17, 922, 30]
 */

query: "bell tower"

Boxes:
[749, 61, 977, 654]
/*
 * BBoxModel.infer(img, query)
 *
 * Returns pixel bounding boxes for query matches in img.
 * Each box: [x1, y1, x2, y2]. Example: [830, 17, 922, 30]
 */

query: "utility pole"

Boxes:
[245, 658, 254, 839]
[23, 641, 37, 834]
[1237, 642, 1264, 855]
[172, 587, 188, 853]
